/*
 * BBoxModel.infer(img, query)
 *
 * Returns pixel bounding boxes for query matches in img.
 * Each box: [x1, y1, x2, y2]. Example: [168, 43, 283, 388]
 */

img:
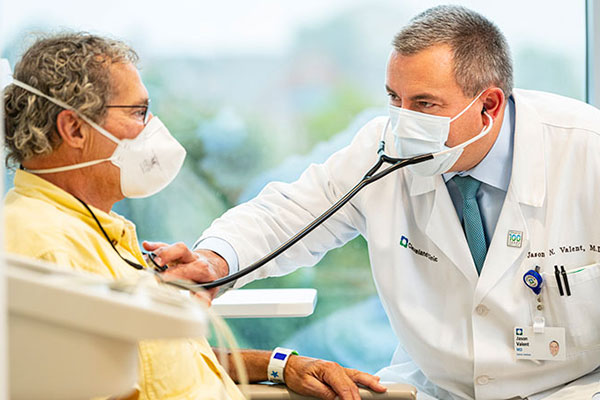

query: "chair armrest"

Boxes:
[238, 382, 417, 399]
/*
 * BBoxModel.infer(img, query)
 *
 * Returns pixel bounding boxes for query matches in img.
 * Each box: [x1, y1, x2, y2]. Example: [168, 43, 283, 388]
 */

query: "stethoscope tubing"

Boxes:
[189, 119, 434, 290]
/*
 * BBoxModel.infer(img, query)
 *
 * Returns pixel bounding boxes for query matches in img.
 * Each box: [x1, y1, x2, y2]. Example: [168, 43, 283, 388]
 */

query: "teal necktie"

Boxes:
[453, 175, 487, 274]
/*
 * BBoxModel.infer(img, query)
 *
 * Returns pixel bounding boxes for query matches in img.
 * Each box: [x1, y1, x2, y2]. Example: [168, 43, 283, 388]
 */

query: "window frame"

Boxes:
[0, 3, 7, 396]
[587, 0, 600, 106]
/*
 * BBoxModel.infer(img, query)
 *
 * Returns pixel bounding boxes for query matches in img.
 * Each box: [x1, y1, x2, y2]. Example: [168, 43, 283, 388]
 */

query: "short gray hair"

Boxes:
[3, 32, 139, 166]
[393, 5, 513, 97]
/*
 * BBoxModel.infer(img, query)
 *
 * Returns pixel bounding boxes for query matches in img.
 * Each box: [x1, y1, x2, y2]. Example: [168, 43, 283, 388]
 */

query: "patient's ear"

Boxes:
[55, 110, 86, 149]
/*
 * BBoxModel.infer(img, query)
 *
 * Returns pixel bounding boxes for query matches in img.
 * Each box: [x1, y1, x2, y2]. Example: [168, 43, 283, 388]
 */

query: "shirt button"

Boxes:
[475, 304, 489, 316]
[476, 375, 490, 385]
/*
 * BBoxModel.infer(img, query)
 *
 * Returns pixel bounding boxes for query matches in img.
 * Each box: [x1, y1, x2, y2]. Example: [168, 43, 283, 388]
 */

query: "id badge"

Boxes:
[514, 326, 566, 361]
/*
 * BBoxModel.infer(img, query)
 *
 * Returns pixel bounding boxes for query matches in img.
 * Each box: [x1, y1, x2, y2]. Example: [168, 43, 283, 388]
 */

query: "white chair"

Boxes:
[240, 382, 417, 399]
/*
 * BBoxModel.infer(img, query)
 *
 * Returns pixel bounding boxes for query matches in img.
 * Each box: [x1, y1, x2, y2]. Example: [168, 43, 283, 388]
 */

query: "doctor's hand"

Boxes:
[142, 241, 229, 299]
[284, 355, 387, 400]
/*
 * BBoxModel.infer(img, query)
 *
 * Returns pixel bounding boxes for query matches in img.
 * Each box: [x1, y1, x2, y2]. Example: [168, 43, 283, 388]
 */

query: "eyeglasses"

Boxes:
[106, 99, 151, 124]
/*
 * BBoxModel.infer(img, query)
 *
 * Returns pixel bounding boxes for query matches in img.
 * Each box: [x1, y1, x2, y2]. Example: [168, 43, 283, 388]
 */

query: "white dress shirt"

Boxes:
[443, 97, 515, 247]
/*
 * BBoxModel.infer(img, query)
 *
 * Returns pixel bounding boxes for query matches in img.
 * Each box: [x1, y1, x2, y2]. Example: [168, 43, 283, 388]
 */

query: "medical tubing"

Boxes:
[194, 152, 433, 290]
[74, 196, 144, 271]
[206, 306, 250, 398]
[134, 267, 249, 398]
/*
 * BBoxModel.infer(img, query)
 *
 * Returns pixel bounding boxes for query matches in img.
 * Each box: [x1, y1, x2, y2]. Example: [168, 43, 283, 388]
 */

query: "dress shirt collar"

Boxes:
[443, 96, 515, 191]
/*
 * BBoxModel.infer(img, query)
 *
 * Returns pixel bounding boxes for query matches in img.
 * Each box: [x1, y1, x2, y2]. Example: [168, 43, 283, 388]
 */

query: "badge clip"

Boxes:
[533, 316, 545, 334]
[523, 266, 543, 295]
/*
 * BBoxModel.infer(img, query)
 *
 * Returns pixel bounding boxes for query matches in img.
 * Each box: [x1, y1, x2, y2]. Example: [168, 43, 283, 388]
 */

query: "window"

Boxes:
[1, 0, 587, 374]
[588, 0, 600, 106]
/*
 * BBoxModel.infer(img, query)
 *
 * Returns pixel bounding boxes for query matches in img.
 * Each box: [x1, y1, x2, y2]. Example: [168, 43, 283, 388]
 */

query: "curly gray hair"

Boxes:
[393, 5, 513, 98]
[3, 32, 139, 166]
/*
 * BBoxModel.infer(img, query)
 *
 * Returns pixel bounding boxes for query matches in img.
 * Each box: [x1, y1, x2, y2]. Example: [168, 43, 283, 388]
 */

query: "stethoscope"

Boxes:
[190, 112, 492, 290]
[83, 113, 490, 293]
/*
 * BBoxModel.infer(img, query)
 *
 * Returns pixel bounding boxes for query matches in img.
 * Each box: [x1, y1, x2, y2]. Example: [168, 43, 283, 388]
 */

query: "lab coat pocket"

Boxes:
[543, 262, 600, 352]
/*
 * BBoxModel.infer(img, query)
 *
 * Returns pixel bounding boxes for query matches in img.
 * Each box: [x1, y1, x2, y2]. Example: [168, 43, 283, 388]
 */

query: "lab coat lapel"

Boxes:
[473, 186, 529, 305]
[410, 174, 479, 286]
[473, 89, 546, 304]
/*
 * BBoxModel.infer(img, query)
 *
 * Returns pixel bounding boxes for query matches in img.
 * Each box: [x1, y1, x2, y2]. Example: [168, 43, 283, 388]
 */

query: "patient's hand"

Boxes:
[143, 241, 229, 299]
[284, 355, 387, 400]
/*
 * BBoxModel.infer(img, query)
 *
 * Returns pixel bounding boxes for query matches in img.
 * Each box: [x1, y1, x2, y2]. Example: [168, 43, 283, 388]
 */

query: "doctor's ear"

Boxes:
[480, 87, 505, 120]
[55, 109, 86, 149]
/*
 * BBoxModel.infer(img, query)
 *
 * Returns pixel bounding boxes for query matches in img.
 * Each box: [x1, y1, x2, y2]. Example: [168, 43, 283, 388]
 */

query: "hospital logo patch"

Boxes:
[400, 235, 409, 248]
[399, 235, 438, 263]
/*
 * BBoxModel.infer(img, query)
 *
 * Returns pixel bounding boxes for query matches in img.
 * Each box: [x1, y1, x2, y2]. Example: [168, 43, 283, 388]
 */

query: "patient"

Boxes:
[3, 33, 386, 400]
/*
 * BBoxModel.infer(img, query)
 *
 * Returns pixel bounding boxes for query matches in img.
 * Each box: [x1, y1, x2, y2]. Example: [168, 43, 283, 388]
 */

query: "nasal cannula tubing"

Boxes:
[170, 113, 492, 290]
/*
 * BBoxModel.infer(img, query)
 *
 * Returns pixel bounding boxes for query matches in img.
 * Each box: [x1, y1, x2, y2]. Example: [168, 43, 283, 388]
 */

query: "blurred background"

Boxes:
[1, 0, 586, 374]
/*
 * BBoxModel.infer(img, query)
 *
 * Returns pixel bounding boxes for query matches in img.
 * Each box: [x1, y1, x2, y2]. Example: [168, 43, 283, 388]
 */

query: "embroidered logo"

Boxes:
[400, 235, 409, 248]
[399, 235, 438, 262]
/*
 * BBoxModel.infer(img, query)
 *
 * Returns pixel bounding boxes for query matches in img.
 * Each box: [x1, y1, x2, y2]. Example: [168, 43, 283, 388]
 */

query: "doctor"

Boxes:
[148, 5, 600, 399]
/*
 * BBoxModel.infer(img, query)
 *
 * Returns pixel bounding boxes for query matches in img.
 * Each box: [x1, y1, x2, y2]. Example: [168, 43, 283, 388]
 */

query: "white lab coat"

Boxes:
[200, 89, 600, 399]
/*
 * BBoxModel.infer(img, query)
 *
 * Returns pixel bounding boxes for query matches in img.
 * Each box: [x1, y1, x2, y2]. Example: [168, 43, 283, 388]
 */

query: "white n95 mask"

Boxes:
[390, 90, 492, 176]
[10, 79, 186, 199]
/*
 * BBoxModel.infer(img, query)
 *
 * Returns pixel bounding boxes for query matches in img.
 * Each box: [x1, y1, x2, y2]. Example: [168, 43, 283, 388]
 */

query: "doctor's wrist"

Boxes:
[196, 249, 235, 297]
[210, 250, 230, 277]
[192, 249, 229, 277]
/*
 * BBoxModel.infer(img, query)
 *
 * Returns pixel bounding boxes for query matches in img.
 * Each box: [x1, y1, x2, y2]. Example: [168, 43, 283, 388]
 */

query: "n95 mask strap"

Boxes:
[8, 76, 186, 199]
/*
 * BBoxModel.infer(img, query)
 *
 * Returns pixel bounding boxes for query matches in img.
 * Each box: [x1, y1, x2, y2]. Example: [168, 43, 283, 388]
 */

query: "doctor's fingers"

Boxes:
[147, 242, 198, 266]
[343, 368, 387, 393]
[160, 263, 221, 299]
[142, 241, 169, 252]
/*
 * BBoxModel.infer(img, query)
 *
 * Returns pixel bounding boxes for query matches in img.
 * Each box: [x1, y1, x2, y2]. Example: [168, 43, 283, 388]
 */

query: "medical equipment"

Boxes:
[6, 253, 249, 400]
[74, 196, 168, 272]
[182, 113, 492, 290]
[211, 288, 317, 318]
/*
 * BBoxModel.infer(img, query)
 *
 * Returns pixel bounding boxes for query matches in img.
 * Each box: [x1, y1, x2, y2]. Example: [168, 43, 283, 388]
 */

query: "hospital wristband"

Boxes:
[267, 347, 298, 384]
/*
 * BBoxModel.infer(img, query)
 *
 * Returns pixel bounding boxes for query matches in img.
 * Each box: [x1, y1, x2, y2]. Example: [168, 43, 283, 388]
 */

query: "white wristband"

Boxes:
[267, 347, 298, 384]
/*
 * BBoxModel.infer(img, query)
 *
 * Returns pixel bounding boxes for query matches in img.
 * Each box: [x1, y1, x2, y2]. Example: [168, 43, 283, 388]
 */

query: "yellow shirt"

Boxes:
[5, 170, 245, 400]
